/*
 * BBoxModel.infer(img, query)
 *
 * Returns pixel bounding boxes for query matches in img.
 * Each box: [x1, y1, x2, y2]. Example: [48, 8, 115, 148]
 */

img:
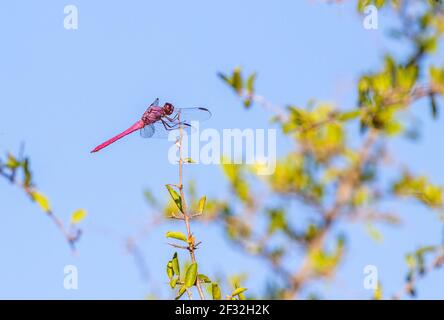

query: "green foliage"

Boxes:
[210, 0, 444, 300]
[267, 208, 287, 235]
[71, 209, 87, 224]
[393, 173, 443, 208]
[138, 0, 444, 300]
[0, 151, 85, 250]
[166, 261, 174, 279]
[183, 157, 196, 164]
[231, 287, 247, 297]
[175, 286, 187, 300]
[221, 160, 253, 206]
[212, 283, 222, 300]
[172, 252, 180, 275]
[166, 251, 229, 300]
[166, 231, 188, 242]
[374, 283, 383, 300]
[198, 274, 211, 283]
[184, 263, 198, 288]
[430, 66, 444, 86]
[357, 0, 388, 12]
[282, 104, 345, 161]
[309, 236, 345, 277]
[30, 191, 51, 213]
[165, 184, 183, 213]
[270, 153, 324, 201]
[357, 56, 420, 134]
[197, 196, 206, 215]
[365, 224, 383, 243]
[218, 67, 257, 108]
[403, 245, 441, 297]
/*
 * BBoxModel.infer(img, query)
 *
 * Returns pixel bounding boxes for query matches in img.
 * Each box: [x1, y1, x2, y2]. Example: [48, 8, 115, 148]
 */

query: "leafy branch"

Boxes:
[164, 117, 206, 300]
[212, 0, 444, 299]
[390, 245, 444, 299]
[0, 150, 86, 252]
[163, 113, 248, 300]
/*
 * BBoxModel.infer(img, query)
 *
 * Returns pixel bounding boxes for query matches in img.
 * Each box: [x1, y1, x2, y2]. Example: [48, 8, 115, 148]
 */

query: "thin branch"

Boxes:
[176, 114, 206, 300]
[393, 248, 444, 300]
[0, 165, 80, 252]
[239, 89, 288, 122]
[288, 129, 379, 298]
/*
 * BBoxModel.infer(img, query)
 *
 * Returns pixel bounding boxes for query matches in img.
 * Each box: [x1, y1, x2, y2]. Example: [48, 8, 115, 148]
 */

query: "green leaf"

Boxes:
[170, 277, 178, 289]
[212, 283, 221, 300]
[421, 36, 438, 54]
[184, 262, 198, 288]
[166, 185, 183, 213]
[172, 252, 180, 275]
[405, 254, 416, 269]
[374, 283, 382, 300]
[430, 66, 444, 85]
[6, 154, 20, 169]
[166, 261, 174, 279]
[197, 196, 206, 215]
[22, 158, 32, 188]
[198, 274, 211, 283]
[268, 208, 286, 234]
[365, 223, 383, 243]
[166, 231, 188, 242]
[338, 110, 361, 122]
[175, 285, 187, 300]
[246, 72, 256, 94]
[71, 209, 87, 224]
[231, 287, 247, 297]
[30, 191, 51, 213]
[232, 67, 243, 93]
[183, 157, 196, 164]
[244, 72, 256, 108]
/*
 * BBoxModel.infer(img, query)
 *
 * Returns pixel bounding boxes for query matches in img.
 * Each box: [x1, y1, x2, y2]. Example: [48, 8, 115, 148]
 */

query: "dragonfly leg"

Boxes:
[161, 118, 191, 131]
[164, 114, 179, 122]
[161, 119, 174, 131]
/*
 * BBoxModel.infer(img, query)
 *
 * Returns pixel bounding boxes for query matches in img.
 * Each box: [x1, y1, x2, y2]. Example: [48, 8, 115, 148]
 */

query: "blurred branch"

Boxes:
[0, 151, 83, 252]
[288, 129, 379, 298]
[393, 246, 444, 299]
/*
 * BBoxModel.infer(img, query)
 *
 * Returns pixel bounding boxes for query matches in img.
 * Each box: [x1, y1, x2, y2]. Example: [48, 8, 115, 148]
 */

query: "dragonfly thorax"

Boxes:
[141, 107, 163, 124]
[141, 102, 174, 125]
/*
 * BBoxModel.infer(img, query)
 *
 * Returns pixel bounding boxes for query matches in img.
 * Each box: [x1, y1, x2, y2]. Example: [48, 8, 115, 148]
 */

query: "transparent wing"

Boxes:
[150, 98, 160, 107]
[172, 107, 211, 123]
[140, 120, 195, 139]
[140, 124, 155, 138]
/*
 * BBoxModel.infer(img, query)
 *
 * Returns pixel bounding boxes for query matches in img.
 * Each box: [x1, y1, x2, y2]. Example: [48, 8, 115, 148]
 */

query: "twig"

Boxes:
[288, 129, 379, 298]
[176, 113, 206, 300]
[0, 165, 80, 252]
[392, 248, 444, 299]
[240, 89, 288, 122]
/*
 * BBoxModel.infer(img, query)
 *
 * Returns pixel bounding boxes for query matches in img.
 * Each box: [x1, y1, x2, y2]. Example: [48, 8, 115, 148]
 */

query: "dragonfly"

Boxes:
[91, 98, 211, 153]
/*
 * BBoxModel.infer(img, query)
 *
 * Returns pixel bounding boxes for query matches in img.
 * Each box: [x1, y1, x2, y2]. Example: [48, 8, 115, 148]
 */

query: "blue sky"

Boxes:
[0, 0, 443, 299]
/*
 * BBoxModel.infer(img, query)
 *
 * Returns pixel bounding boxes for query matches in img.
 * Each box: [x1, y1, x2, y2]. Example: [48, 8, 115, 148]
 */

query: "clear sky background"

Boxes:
[1, 0, 444, 299]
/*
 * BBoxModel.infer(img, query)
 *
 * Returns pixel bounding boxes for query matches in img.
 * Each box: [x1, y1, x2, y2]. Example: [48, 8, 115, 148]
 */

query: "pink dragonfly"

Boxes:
[91, 98, 211, 153]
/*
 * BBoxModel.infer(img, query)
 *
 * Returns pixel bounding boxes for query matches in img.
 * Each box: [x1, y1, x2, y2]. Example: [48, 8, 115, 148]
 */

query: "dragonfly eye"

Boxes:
[164, 103, 174, 115]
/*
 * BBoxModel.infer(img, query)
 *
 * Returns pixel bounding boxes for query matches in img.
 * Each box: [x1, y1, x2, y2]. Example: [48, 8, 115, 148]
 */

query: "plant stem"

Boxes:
[0, 165, 79, 252]
[177, 115, 206, 300]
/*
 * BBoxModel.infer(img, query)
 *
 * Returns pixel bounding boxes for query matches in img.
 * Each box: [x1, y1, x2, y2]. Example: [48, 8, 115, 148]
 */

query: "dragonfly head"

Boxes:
[163, 102, 174, 116]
